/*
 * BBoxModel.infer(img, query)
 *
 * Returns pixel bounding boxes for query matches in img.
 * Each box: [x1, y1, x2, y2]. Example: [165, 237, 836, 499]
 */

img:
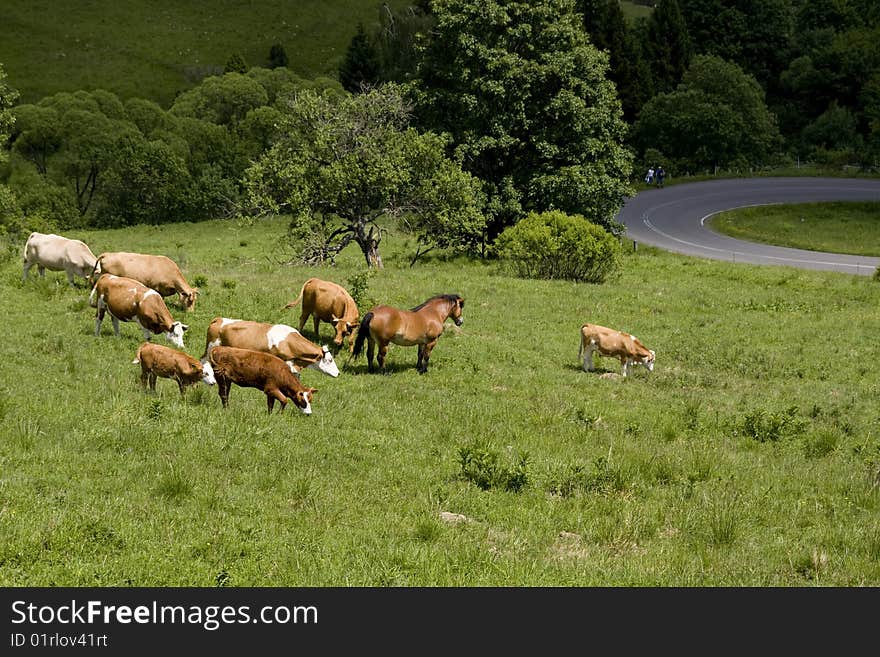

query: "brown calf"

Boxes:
[208, 345, 317, 415]
[579, 323, 656, 378]
[132, 342, 216, 396]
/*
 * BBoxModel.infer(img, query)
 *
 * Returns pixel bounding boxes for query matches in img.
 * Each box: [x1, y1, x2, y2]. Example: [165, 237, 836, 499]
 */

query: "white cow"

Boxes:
[22, 232, 98, 286]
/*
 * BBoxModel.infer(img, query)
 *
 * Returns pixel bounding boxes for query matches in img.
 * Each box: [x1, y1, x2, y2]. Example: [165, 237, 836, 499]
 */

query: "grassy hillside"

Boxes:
[2, 217, 879, 586]
[1, 0, 411, 106]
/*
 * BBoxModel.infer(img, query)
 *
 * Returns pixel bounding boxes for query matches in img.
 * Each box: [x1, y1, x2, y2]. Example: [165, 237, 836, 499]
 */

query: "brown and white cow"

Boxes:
[132, 342, 216, 395]
[283, 277, 360, 350]
[208, 345, 316, 415]
[89, 274, 188, 348]
[92, 251, 199, 310]
[22, 232, 98, 286]
[578, 323, 655, 377]
[202, 317, 340, 377]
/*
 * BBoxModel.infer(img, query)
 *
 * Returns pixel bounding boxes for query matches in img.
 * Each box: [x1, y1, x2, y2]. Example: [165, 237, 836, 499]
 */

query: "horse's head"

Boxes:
[449, 295, 465, 326]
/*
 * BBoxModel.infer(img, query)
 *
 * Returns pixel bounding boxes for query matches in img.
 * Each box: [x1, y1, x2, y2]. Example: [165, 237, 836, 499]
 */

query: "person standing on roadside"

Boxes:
[656, 166, 665, 188]
[645, 166, 654, 185]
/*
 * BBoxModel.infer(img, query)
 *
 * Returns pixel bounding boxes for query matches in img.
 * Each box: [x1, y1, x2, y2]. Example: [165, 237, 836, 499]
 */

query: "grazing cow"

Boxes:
[132, 342, 216, 396]
[92, 251, 199, 310]
[578, 323, 655, 377]
[89, 274, 188, 348]
[22, 232, 98, 286]
[284, 277, 360, 350]
[208, 345, 316, 415]
[202, 317, 339, 377]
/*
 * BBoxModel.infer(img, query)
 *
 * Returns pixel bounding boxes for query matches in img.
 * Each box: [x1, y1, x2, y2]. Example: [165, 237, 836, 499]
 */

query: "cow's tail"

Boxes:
[88, 281, 100, 308]
[351, 312, 373, 359]
[577, 325, 587, 359]
[132, 343, 146, 365]
[283, 280, 308, 310]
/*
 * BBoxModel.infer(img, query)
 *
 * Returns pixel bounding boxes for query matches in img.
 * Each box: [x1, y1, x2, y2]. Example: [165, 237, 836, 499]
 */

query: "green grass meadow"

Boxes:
[709, 202, 880, 257]
[1, 0, 412, 105]
[2, 216, 880, 586]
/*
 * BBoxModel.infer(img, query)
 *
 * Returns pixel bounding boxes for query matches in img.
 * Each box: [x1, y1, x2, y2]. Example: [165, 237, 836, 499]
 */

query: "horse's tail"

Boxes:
[351, 312, 374, 358]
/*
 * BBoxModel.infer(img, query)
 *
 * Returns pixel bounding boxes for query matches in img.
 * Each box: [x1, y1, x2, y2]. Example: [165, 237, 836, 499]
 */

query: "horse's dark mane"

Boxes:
[410, 294, 462, 312]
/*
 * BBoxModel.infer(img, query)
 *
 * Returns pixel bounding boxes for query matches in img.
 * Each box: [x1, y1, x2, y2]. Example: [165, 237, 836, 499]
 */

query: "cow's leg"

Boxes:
[312, 315, 320, 341]
[134, 318, 151, 342]
[218, 378, 231, 408]
[621, 359, 631, 377]
[177, 378, 186, 396]
[22, 260, 32, 281]
[37, 265, 45, 277]
[140, 366, 149, 390]
[65, 270, 76, 287]
[111, 316, 121, 337]
[582, 345, 595, 372]
[95, 298, 106, 336]
[149, 373, 158, 391]
[267, 389, 286, 414]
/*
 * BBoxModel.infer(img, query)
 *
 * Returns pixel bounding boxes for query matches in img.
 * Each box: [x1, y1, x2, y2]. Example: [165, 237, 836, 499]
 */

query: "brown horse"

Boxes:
[352, 294, 464, 374]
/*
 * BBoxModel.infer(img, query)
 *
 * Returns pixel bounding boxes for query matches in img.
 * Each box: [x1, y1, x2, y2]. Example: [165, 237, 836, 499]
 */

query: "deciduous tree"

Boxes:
[412, 0, 633, 239]
[245, 85, 485, 268]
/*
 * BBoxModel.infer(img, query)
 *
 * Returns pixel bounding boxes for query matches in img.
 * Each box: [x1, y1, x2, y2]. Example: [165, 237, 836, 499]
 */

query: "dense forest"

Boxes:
[1, 0, 878, 264]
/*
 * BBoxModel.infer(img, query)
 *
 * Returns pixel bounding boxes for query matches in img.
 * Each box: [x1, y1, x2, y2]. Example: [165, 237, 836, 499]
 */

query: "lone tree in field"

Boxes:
[245, 85, 485, 268]
[411, 0, 633, 239]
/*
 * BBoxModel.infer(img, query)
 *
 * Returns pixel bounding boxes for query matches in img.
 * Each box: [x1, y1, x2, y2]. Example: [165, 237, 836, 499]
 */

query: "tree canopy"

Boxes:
[633, 54, 782, 172]
[244, 85, 485, 267]
[411, 0, 633, 238]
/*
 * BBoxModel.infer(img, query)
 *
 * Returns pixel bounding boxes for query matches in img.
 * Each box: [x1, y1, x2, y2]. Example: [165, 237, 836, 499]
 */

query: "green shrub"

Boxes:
[457, 441, 530, 492]
[739, 406, 806, 442]
[494, 210, 621, 283]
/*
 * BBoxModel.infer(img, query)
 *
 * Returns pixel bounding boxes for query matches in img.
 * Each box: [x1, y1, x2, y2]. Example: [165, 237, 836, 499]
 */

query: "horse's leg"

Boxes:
[419, 339, 438, 374]
[377, 341, 390, 373]
[367, 337, 376, 372]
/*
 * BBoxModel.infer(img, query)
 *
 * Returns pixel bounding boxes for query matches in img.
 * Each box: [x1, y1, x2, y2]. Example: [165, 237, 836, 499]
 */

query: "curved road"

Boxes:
[615, 177, 880, 276]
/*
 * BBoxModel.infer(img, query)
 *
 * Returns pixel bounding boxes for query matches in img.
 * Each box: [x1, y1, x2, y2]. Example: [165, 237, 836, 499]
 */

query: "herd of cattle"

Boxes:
[21, 231, 656, 415]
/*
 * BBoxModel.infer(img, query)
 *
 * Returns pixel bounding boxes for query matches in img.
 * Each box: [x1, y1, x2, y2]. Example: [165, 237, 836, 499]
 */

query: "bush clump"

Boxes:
[494, 210, 621, 283]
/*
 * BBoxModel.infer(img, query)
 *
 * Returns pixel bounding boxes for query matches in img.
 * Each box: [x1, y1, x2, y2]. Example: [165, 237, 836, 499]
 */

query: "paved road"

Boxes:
[615, 177, 880, 276]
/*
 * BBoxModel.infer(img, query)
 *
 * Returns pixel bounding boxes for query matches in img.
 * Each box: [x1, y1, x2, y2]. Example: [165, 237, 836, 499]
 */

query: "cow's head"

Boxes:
[200, 359, 216, 386]
[308, 346, 340, 377]
[180, 289, 199, 311]
[641, 350, 656, 372]
[287, 387, 317, 415]
[165, 322, 188, 349]
[331, 315, 359, 348]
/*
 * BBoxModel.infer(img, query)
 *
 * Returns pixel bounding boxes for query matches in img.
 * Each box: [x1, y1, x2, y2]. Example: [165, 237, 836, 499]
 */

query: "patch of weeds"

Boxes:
[215, 570, 231, 587]
[15, 418, 41, 451]
[221, 279, 237, 290]
[79, 520, 125, 551]
[546, 456, 629, 497]
[288, 476, 316, 510]
[186, 385, 211, 406]
[413, 518, 442, 543]
[700, 494, 740, 548]
[804, 429, 839, 459]
[192, 274, 208, 288]
[147, 399, 163, 421]
[739, 406, 806, 442]
[792, 548, 829, 582]
[683, 399, 701, 432]
[457, 441, 530, 492]
[155, 470, 193, 502]
[573, 408, 602, 429]
[866, 527, 880, 562]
